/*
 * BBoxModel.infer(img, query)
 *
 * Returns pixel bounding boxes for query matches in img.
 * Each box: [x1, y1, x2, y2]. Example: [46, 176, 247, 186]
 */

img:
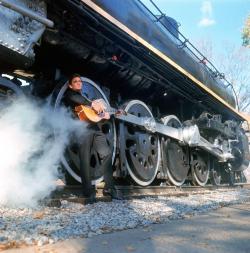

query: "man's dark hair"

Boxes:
[68, 73, 81, 84]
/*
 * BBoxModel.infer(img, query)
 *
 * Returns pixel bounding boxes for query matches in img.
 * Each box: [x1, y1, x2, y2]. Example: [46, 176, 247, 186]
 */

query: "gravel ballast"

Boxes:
[0, 188, 249, 248]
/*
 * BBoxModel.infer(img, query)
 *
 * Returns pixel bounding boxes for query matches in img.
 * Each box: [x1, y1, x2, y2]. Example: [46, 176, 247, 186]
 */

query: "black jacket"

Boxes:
[64, 89, 92, 109]
[64, 88, 98, 130]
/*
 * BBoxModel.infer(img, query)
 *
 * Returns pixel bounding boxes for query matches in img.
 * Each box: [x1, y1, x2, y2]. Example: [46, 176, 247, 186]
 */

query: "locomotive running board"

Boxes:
[115, 113, 233, 162]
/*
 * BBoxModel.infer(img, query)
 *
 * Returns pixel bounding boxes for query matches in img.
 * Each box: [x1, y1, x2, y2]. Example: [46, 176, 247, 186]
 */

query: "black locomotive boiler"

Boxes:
[0, 0, 249, 186]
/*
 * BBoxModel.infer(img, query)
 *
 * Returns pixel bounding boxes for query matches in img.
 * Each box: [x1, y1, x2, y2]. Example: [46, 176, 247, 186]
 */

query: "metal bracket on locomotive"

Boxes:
[115, 112, 234, 162]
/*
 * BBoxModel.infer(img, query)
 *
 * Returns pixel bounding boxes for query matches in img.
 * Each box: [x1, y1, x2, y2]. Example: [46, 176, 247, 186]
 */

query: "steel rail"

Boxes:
[45, 183, 250, 206]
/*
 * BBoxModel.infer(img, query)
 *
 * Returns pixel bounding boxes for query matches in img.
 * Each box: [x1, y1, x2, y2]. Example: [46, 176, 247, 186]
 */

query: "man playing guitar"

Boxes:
[64, 73, 120, 203]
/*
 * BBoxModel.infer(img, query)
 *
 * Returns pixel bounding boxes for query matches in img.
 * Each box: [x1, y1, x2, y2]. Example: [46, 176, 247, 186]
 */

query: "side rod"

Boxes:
[115, 113, 233, 161]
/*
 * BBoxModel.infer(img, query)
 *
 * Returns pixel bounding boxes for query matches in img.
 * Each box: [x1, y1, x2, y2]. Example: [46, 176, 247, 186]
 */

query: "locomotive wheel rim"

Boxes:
[0, 76, 24, 99]
[210, 169, 221, 186]
[192, 156, 209, 186]
[162, 115, 187, 186]
[121, 100, 160, 186]
[54, 77, 116, 184]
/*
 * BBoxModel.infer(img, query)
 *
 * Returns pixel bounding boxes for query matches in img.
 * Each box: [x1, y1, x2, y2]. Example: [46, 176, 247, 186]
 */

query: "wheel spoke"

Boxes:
[191, 153, 209, 186]
[211, 169, 222, 186]
[67, 146, 80, 166]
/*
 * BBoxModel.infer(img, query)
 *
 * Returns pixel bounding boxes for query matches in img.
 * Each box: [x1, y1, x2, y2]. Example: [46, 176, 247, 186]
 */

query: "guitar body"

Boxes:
[75, 105, 110, 123]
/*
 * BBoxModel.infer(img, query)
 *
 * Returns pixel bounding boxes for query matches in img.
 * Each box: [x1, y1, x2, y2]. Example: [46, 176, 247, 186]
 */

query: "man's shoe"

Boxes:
[85, 196, 96, 204]
[82, 191, 96, 204]
[82, 196, 96, 204]
[103, 188, 124, 200]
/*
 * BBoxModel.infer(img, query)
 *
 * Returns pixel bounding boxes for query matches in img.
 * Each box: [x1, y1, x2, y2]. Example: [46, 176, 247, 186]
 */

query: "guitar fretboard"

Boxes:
[98, 107, 117, 116]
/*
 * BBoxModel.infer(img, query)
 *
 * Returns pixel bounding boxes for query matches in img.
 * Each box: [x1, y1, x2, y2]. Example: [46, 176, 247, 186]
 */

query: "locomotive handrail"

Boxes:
[138, 0, 239, 110]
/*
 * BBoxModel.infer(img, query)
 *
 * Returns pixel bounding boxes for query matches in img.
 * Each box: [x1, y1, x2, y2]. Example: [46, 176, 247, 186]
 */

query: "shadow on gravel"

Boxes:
[46, 193, 250, 253]
[36, 202, 250, 253]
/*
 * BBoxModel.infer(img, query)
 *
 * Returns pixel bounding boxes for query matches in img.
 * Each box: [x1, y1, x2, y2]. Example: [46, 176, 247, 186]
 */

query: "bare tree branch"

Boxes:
[195, 40, 250, 113]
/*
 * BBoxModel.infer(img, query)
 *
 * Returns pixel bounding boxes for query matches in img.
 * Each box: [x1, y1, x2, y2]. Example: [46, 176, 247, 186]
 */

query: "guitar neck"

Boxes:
[107, 107, 118, 115]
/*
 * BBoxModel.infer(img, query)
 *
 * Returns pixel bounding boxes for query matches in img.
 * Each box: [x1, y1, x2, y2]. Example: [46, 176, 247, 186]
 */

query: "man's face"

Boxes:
[69, 77, 82, 91]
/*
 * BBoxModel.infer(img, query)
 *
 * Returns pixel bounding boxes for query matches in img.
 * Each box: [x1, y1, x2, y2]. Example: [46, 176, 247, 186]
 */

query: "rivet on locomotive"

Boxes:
[0, 0, 249, 186]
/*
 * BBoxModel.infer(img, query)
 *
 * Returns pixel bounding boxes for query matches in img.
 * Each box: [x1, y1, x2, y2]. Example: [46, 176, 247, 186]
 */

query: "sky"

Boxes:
[142, 0, 250, 58]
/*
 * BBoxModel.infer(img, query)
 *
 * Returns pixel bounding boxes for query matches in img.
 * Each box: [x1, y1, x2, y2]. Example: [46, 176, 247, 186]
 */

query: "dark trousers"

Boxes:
[78, 130, 113, 196]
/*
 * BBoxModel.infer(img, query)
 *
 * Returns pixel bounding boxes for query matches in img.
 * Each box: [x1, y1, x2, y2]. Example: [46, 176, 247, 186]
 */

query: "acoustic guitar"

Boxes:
[75, 104, 124, 123]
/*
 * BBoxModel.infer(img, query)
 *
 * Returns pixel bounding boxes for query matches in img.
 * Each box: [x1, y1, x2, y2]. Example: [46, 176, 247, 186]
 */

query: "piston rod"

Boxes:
[0, 0, 54, 28]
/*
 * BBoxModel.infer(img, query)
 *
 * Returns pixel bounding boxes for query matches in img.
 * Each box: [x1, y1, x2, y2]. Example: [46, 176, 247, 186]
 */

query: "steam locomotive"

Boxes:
[0, 0, 249, 186]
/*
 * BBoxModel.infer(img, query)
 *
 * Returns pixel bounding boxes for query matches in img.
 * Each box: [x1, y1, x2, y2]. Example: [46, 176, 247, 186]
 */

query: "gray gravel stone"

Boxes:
[0, 188, 249, 248]
[0, 236, 8, 242]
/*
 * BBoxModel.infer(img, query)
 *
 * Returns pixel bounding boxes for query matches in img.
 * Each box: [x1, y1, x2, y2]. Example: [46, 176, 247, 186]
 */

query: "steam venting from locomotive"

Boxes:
[0, 97, 84, 207]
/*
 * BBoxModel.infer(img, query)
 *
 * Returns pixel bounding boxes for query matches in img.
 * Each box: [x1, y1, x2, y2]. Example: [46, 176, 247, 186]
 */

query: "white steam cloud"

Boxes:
[0, 96, 85, 207]
[198, 0, 216, 27]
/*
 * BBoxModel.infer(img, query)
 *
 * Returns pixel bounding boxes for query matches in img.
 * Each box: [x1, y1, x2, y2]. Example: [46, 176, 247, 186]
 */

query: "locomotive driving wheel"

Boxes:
[191, 152, 209, 186]
[53, 77, 116, 185]
[161, 115, 189, 186]
[210, 169, 222, 186]
[209, 159, 222, 185]
[0, 76, 24, 108]
[119, 100, 160, 186]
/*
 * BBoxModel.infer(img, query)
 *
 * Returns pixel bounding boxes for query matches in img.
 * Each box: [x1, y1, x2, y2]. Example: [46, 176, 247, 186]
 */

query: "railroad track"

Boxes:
[45, 183, 250, 206]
